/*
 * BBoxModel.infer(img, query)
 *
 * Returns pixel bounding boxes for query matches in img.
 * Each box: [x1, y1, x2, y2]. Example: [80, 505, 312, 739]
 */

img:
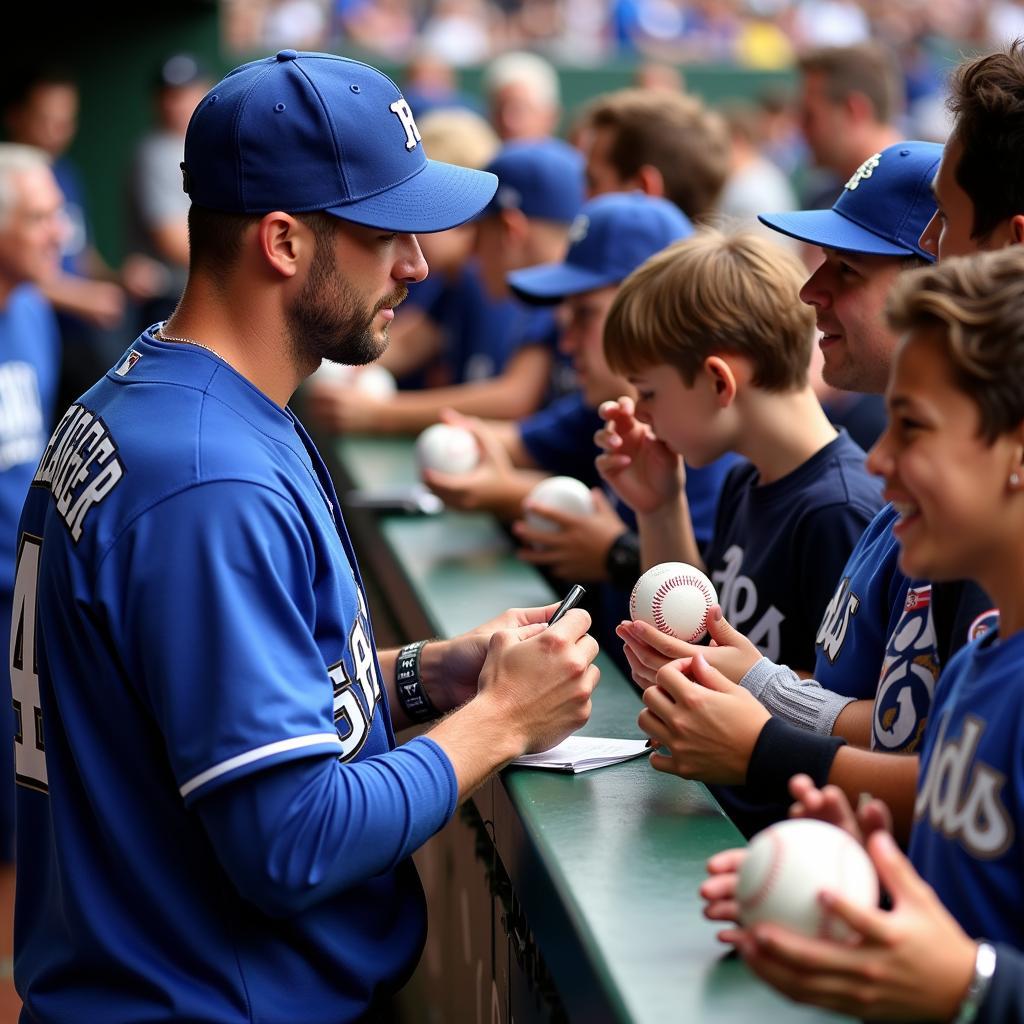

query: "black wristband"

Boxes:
[605, 529, 641, 590]
[395, 640, 438, 723]
[745, 716, 846, 803]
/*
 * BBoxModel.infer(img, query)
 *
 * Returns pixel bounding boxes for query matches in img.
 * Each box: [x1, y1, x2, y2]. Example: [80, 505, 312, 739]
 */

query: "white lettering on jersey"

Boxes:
[389, 99, 421, 151]
[329, 660, 371, 761]
[816, 576, 860, 664]
[915, 714, 1013, 859]
[711, 545, 784, 661]
[0, 361, 44, 471]
[11, 534, 47, 791]
[872, 585, 938, 753]
[33, 403, 125, 542]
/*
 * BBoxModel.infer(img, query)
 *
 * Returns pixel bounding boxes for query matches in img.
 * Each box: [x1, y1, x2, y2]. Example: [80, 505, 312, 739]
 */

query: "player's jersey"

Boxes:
[910, 628, 1024, 946]
[12, 333, 458, 1022]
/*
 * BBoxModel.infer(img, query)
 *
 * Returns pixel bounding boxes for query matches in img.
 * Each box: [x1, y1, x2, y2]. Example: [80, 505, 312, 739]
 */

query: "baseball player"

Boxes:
[11, 51, 599, 1023]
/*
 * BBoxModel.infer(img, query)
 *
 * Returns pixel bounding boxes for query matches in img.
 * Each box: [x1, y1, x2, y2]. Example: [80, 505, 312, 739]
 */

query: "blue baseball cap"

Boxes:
[759, 141, 941, 261]
[507, 192, 692, 303]
[181, 50, 497, 233]
[479, 138, 584, 223]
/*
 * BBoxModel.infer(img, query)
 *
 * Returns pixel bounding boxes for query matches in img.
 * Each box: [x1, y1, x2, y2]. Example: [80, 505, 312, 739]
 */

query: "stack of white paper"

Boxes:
[510, 736, 650, 774]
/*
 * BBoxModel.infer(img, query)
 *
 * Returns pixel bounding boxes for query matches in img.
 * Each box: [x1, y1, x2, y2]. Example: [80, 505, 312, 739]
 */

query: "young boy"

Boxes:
[424, 191, 733, 567]
[599, 230, 881, 670]
[700, 246, 1024, 1024]
[598, 230, 882, 835]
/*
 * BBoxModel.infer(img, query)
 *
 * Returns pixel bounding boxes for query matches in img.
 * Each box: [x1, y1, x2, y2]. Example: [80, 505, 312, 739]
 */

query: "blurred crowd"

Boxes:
[225, 0, 1024, 67]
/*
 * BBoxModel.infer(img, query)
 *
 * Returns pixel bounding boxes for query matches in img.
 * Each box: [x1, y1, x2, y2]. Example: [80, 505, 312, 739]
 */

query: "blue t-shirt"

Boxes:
[405, 261, 558, 386]
[13, 334, 458, 1022]
[707, 432, 881, 669]
[910, 629, 1024, 947]
[0, 285, 60, 598]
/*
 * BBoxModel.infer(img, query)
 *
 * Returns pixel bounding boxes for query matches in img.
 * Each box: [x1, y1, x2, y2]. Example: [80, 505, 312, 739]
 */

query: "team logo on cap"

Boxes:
[389, 99, 422, 151]
[568, 214, 590, 244]
[845, 153, 882, 191]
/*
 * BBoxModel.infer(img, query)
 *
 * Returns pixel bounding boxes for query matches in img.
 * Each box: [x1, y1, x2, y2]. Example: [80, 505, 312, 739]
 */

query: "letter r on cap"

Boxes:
[389, 99, 422, 151]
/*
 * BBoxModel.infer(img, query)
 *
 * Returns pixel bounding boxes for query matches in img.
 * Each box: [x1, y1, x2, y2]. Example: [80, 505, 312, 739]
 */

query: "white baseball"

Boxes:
[352, 364, 397, 399]
[737, 818, 879, 941]
[629, 561, 717, 642]
[524, 476, 595, 533]
[415, 423, 480, 476]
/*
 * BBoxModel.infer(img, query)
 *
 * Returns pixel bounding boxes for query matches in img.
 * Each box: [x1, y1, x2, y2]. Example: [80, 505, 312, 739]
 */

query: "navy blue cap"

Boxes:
[182, 50, 497, 233]
[507, 192, 692, 303]
[479, 138, 584, 223]
[759, 141, 941, 261]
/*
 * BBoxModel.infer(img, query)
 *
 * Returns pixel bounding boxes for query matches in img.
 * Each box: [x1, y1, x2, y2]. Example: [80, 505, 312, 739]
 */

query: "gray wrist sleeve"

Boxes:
[739, 657, 857, 737]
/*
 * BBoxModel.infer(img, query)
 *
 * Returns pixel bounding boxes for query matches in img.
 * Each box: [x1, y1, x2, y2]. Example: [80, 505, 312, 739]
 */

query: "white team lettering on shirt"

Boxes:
[711, 545, 784, 661]
[389, 99, 421, 151]
[915, 714, 1013, 859]
[816, 576, 860, 664]
[0, 361, 44, 471]
[33, 403, 124, 542]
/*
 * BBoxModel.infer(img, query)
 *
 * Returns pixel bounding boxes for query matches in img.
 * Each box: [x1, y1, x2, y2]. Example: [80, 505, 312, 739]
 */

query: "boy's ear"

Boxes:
[1009, 214, 1024, 247]
[634, 163, 666, 200]
[704, 355, 737, 407]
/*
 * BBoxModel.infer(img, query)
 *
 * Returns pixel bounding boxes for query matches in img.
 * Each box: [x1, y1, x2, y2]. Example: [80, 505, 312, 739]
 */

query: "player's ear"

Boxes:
[703, 355, 737, 408]
[1009, 214, 1024, 247]
[256, 211, 305, 279]
[500, 207, 530, 245]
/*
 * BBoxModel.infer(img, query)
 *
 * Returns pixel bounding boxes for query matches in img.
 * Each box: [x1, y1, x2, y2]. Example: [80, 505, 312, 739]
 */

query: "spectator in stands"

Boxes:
[125, 54, 212, 330]
[579, 88, 731, 222]
[3, 67, 133, 406]
[483, 51, 561, 142]
[796, 43, 904, 210]
[0, 144, 64, 867]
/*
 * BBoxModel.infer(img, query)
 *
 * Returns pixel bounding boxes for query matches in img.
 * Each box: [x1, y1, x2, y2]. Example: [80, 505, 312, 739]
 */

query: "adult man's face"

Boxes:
[0, 164, 64, 290]
[798, 71, 848, 173]
[287, 218, 425, 367]
[798, 247, 907, 394]
[6, 83, 79, 158]
[582, 125, 632, 198]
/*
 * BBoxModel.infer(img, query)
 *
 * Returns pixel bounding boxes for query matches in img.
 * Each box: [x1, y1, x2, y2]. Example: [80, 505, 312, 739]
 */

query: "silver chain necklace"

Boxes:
[154, 323, 225, 362]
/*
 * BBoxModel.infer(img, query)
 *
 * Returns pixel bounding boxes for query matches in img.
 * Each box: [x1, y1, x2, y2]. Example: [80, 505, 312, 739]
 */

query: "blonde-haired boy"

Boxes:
[597, 230, 881, 833]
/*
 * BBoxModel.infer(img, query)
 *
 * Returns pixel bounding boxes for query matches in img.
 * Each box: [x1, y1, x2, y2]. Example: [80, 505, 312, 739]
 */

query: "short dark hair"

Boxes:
[798, 44, 903, 124]
[886, 246, 1024, 442]
[584, 89, 730, 220]
[186, 206, 336, 278]
[948, 40, 1024, 241]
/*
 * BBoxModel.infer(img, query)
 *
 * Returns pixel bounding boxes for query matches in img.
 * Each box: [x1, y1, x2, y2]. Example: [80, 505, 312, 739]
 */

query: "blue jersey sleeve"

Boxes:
[197, 736, 457, 917]
[978, 945, 1024, 1024]
[519, 394, 603, 486]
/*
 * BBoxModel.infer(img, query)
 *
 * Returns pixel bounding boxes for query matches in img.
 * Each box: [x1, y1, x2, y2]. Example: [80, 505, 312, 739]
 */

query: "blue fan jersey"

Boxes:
[910, 629, 1024, 947]
[12, 333, 458, 1022]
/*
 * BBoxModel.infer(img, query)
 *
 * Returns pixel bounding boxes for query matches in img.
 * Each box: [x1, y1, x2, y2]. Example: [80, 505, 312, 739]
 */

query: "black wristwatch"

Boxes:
[605, 530, 641, 589]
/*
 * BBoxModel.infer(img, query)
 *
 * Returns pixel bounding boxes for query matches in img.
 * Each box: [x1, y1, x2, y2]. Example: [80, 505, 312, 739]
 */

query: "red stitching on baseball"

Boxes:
[649, 574, 713, 640]
[739, 828, 785, 919]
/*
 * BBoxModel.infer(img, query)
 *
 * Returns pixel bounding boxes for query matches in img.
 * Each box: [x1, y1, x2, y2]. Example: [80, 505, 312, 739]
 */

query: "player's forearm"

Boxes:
[637, 499, 702, 571]
[426, 693, 525, 803]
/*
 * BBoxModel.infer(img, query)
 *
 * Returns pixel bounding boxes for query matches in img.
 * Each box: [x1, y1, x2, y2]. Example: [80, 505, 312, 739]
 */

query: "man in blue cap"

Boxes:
[11, 52, 600, 1023]
[305, 136, 584, 434]
[619, 140, 991, 813]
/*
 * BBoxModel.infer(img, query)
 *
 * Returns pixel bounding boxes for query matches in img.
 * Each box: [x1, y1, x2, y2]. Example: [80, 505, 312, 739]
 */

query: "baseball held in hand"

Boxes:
[524, 476, 595, 532]
[629, 562, 717, 642]
[416, 423, 480, 476]
[736, 819, 879, 941]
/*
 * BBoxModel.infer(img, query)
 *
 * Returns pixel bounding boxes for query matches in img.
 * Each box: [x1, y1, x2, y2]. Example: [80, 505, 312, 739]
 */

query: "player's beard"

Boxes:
[286, 230, 408, 368]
